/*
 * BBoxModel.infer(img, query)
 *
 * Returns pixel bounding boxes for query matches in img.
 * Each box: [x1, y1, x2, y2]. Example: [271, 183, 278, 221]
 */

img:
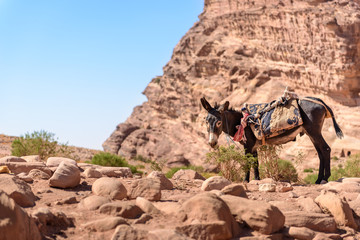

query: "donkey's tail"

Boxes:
[303, 97, 344, 139]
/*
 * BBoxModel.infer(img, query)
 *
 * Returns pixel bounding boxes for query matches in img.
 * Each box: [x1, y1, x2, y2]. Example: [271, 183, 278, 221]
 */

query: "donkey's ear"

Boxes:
[218, 101, 229, 113]
[200, 97, 212, 112]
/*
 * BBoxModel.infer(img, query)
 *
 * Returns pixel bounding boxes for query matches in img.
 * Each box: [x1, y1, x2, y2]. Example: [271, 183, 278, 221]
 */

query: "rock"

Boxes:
[298, 197, 323, 213]
[82, 217, 128, 232]
[111, 224, 148, 240]
[128, 178, 161, 201]
[172, 169, 205, 181]
[17, 172, 33, 183]
[277, 182, 293, 192]
[46, 157, 77, 168]
[283, 211, 337, 233]
[339, 178, 360, 184]
[148, 229, 193, 240]
[147, 171, 173, 190]
[92, 177, 127, 200]
[259, 183, 276, 192]
[21, 155, 41, 162]
[99, 201, 144, 219]
[136, 197, 162, 214]
[327, 182, 360, 193]
[180, 192, 241, 239]
[220, 183, 247, 198]
[286, 227, 316, 240]
[78, 195, 110, 210]
[28, 169, 51, 180]
[314, 233, 342, 240]
[153, 201, 182, 216]
[315, 190, 358, 230]
[268, 200, 301, 213]
[83, 168, 102, 178]
[201, 176, 231, 191]
[0, 190, 41, 240]
[133, 213, 152, 224]
[0, 174, 36, 207]
[49, 161, 81, 188]
[349, 194, 360, 216]
[32, 208, 74, 235]
[221, 194, 284, 235]
[1, 162, 52, 175]
[60, 196, 77, 205]
[0, 156, 26, 163]
[176, 221, 236, 240]
[98, 166, 133, 178]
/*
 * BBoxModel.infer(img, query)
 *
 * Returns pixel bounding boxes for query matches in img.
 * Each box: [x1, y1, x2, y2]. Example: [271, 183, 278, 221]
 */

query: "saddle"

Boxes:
[233, 88, 303, 143]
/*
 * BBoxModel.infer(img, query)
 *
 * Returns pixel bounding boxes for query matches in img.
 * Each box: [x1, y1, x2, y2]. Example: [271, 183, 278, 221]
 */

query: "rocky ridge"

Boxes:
[1, 155, 360, 239]
[103, 0, 360, 168]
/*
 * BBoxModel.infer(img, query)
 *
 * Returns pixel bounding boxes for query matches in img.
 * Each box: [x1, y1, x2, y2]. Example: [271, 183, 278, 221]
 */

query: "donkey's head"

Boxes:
[200, 97, 229, 148]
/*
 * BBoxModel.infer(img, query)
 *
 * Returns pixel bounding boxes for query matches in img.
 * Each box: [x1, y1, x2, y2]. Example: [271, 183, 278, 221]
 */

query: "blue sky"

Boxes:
[0, 1, 204, 149]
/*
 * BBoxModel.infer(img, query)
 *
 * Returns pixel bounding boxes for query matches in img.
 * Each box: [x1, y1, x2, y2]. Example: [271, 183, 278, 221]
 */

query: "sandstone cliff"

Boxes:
[103, 0, 360, 168]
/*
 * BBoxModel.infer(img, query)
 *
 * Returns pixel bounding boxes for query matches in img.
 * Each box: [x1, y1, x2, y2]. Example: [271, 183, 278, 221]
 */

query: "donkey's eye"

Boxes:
[216, 121, 222, 127]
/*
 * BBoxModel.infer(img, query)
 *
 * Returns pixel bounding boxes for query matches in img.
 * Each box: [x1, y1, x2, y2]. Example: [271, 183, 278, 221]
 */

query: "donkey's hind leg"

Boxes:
[309, 134, 331, 184]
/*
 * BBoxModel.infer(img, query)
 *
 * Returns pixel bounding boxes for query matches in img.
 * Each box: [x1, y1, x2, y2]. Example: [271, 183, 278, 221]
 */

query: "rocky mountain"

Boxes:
[103, 0, 360, 168]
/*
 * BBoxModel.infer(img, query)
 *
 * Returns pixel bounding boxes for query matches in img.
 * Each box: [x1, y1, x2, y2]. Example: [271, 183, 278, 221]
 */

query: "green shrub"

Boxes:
[91, 152, 141, 174]
[11, 130, 77, 161]
[258, 145, 298, 182]
[132, 155, 165, 171]
[303, 168, 314, 173]
[305, 154, 360, 183]
[206, 145, 256, 182]
[304, 173, 318, 184]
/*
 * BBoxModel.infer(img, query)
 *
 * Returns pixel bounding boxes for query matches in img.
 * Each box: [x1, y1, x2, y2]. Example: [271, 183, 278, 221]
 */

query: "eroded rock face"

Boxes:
[103, 0, 360, 166]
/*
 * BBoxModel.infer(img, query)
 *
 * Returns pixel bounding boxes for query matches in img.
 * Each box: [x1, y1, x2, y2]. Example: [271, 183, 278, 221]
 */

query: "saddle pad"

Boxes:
[247, 98, 303, 140]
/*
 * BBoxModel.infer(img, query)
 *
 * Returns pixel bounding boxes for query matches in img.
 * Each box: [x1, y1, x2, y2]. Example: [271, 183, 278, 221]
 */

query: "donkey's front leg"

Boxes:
[253, 151, 260, 180]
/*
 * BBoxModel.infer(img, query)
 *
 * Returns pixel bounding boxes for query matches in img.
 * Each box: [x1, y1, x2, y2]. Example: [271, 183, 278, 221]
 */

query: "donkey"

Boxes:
[201, 96, 343, 184]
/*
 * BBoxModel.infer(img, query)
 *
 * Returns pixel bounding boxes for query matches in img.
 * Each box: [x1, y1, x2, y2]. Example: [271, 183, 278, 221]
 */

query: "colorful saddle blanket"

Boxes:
[246, 98, 303, 140]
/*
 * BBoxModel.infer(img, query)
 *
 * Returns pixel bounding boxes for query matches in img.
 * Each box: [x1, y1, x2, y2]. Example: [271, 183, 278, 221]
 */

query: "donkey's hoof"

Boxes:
[320, 180, 328, 184]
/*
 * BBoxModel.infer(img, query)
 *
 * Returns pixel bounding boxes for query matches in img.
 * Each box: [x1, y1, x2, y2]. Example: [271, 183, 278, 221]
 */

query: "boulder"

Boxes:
[315, 190, 358, 230]
[147, 171, 173, 190]
[32, 208, 74, 235]
[28, 169, 51, 180]
[98, 166, 132, 178]
[259, 183, 276, 192]
[111, 225, 148, 240]
[180, 192, 241, 239]
[298, 197, 323, 213]
[1, 162, 52, 175]
[221, 183, 247, 198]
[46, 157, 77, 168]
[82, 217, 128, 232]
[327, 182, 360, 193]
[99, 201, 144, 219]
[0, 174, 36, 207]
[286, 227, 316, 240]
[349, 194, 360, 216]
[148, 229, 193, 240]
[128, 178, 161, 201]
[201, 176, 231, 191]
[83, 168, 102, 178]
[172, 169, 205, 181]
[221, 194, 284, 235]
[21, 155, 41, 162]
[0, 156, 26, 163]
[0, 190, 41, 240]
[283, 211, 337, 233]
[17, 172, 33, 183]
[49, 161, 81, 188]
[176, 221, 235, 240]
[92, 177, 127, 200]
[136, 197, 162, 214]
[78, 195, 110, 210]
[153, 201, 182, 216]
